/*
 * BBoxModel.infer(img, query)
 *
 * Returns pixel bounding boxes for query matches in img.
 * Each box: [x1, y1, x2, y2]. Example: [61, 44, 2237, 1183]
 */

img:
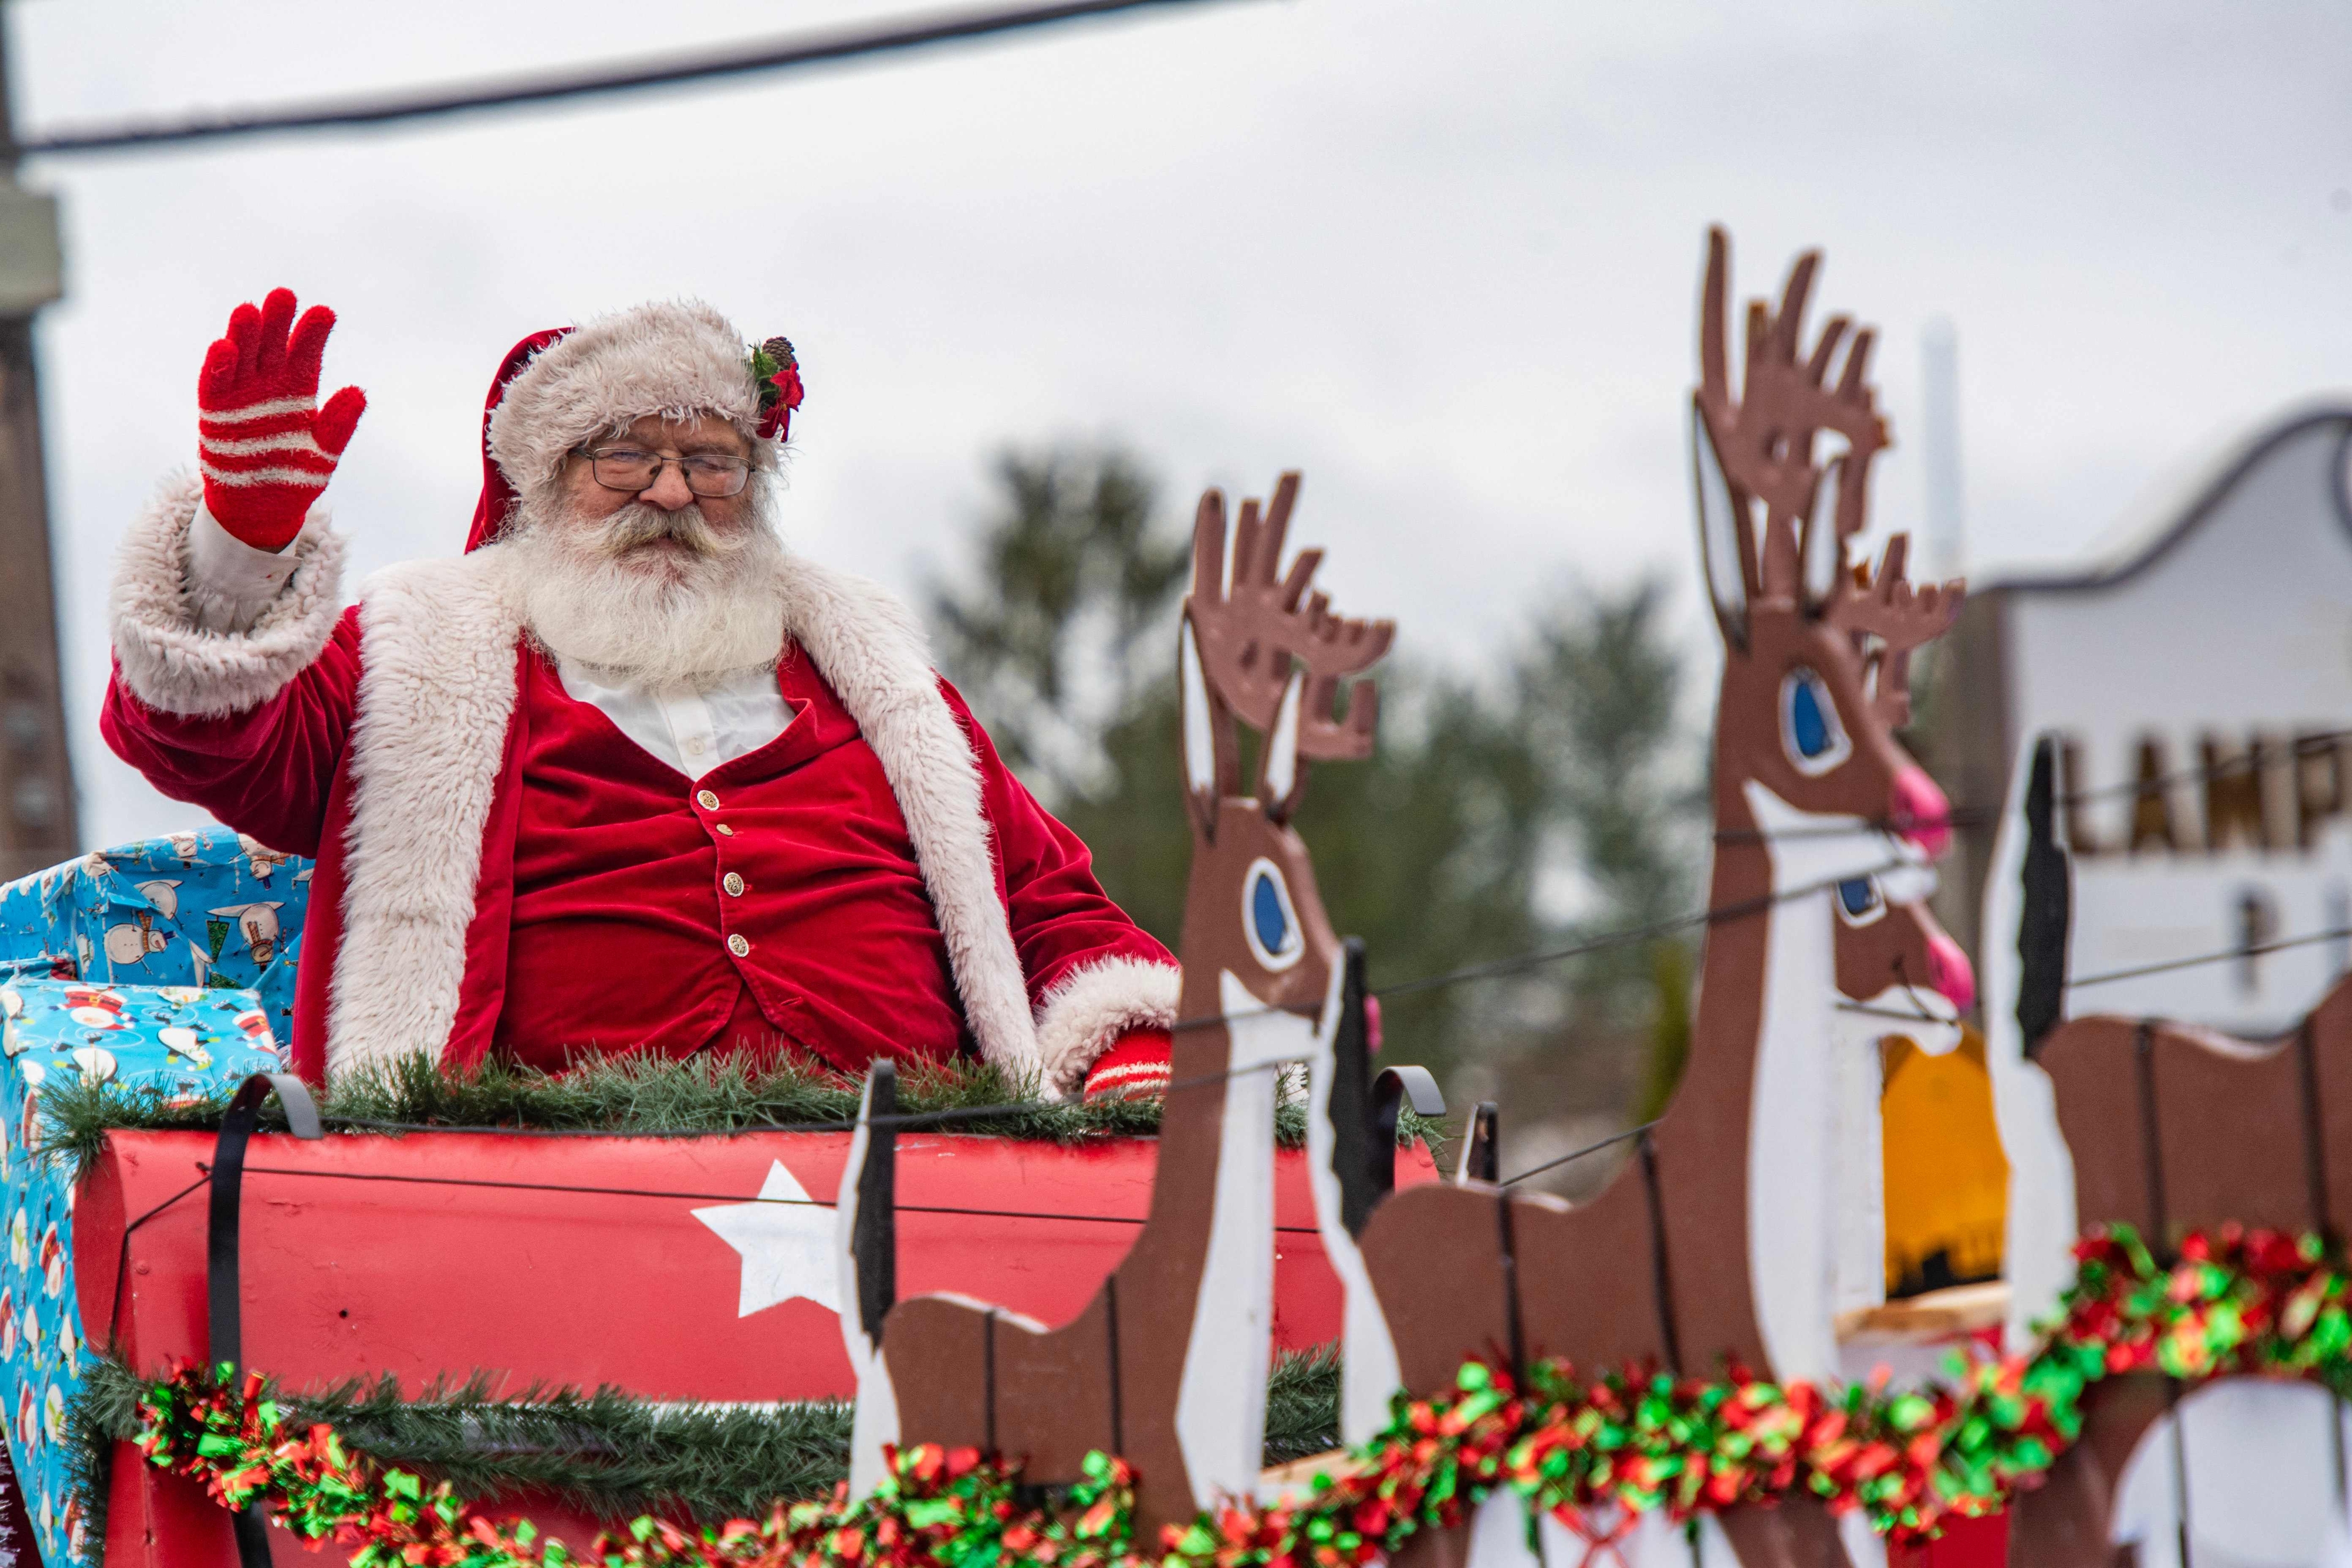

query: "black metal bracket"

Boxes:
[1327, 939, 1447, 1234]
[852, 1060, 897, 1344]
[1368, 1063, 1444, 1199]
[204, 1071, 322, 1568]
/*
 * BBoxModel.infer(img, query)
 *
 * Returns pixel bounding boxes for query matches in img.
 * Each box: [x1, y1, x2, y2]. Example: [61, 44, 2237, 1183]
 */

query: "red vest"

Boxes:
[492, 648, 968, 1072]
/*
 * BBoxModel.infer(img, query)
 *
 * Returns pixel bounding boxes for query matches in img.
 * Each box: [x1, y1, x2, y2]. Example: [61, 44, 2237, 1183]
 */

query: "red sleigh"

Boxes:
[0, 482, 1439, 1566]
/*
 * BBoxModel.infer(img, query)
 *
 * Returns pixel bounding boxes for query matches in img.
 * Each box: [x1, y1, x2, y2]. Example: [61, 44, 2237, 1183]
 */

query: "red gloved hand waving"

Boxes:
[198, 287, 366, 551]
[1084, 1027, 1172, 1101]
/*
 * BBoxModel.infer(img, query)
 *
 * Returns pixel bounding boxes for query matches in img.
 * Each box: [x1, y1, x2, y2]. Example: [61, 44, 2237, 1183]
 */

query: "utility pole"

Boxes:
[0, 9, 73, 884]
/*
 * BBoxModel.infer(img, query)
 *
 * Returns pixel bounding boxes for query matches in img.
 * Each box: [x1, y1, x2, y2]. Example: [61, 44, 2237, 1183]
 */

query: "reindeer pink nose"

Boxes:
[1926, 929, 1975, 1013]
[1890, 766, 1952, 860]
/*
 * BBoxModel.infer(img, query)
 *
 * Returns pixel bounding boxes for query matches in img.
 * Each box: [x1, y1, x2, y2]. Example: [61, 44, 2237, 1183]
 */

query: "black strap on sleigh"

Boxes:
[206, 1072, 323, 1567]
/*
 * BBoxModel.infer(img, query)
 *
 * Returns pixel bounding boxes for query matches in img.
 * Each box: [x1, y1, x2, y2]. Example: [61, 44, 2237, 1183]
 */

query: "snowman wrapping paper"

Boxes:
[0, 977, 288, 1564]
[0, 828, 311, 1033]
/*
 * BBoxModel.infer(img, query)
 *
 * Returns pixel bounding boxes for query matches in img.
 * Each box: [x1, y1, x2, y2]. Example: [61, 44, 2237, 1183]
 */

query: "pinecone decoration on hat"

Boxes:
[751, 336, 804, 443]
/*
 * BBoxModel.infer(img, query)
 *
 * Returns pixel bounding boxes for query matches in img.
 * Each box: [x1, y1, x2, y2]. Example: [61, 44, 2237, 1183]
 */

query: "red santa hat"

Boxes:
[466, 301, 803, 551]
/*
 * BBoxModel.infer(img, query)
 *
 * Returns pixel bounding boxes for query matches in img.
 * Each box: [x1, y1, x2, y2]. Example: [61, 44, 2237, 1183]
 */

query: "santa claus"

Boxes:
[102, 290, 1178, 1098]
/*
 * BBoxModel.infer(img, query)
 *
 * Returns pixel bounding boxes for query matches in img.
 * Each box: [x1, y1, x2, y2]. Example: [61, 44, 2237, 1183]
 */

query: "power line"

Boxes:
[1711, 810, 1997, 845]
[153, 871, 1912, 1144]
[1835, 999, 1953, 1025]
[2056, 729, 2352, 810]
[2065, 924, 2352, 991]
[129, 868, 1907, 1146]
[17, 0, 1255, 158]
[1151, 865, 1907, 1036]
[1361, 857, 1912, 1005]
[1717, 733, 2352, 846]
[1498, 1120, 1656, 1188]
[311, 1060, 1286, 1140]
[216, 1161, 1323, 1234]
[103, 1172, 209, 1348]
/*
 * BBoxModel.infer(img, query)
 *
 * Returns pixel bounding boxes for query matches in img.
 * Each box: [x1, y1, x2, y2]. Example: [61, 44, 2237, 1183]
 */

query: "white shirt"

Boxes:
[187, 504, 793, 780]
[550, 661, 791, 780]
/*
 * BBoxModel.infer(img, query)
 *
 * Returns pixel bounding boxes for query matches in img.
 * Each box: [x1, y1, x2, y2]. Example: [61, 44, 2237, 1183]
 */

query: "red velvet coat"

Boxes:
[102, 478, 1178, 1093]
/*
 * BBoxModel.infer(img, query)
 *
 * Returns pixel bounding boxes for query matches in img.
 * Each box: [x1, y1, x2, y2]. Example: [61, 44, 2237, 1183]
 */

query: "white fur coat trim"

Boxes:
[1033, 954, 1182, 1096]
[109, 474, 347, 717]
[769, 557, 1050, 1088]
[330, 549, 527, 1078]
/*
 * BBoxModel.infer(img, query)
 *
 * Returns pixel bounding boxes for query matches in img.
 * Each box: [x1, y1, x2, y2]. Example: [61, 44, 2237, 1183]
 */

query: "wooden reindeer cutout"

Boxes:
[836, 473, 1391, 1539]
[1340, 230, 1968, 1568]
[1829, 874, 1974, 1324]
[1827, 538, 1973, 1322]
[1986, 740, 2352, 1567]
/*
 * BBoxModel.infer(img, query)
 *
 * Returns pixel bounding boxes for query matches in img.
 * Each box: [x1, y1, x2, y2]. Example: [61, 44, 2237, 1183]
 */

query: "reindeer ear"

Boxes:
[1690, 396, 1750, 649]
[1258, 666, 1308, 824]
[1179, 613, 1221, 839]
[1799, 452, 1845, 615]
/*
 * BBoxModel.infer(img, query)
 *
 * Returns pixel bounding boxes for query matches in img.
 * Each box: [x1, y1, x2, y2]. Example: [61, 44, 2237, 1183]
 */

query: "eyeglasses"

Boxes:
[580, 445, 753, 497]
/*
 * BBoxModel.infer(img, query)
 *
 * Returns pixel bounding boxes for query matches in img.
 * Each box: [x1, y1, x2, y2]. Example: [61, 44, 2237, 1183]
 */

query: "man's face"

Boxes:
[556, 413, 758, 548]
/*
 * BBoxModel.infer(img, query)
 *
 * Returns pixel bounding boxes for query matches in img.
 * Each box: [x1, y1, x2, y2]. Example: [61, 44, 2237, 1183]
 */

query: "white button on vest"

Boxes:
[727, 933, 750, 957]
[723, 872, 745, 896]
[716, 824, 735, 836]
[696, 789, 720, 810]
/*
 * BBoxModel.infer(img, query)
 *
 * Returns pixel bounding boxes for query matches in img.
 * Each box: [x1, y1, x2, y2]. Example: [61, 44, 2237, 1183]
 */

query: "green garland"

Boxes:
[122, 1222, 2352, 1566]
[38, 1052, 1444, 1181]
[80, 1346, 1337, 1546]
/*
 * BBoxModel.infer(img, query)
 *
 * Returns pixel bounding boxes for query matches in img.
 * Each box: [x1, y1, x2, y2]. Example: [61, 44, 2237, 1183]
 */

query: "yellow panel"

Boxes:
[1881, 1025, 2009, 1296]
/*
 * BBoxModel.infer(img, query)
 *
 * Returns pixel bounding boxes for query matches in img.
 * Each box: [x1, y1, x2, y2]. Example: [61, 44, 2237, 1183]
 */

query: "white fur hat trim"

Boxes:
[487, 300, 763, 497]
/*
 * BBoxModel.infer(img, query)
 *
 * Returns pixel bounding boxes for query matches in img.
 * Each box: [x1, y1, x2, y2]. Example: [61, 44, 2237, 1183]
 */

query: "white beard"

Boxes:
[501, 491, 789, 687]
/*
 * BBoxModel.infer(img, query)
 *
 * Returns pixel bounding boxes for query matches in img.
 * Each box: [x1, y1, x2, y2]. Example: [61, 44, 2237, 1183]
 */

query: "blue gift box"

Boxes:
[0, 826, 312, 1563]
[0, 828, 313, 1032]
[0, 979, 284, 1564]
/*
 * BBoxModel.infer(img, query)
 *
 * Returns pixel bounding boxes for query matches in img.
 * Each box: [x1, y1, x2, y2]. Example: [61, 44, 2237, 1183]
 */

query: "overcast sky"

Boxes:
[18, 0, 2352, 848]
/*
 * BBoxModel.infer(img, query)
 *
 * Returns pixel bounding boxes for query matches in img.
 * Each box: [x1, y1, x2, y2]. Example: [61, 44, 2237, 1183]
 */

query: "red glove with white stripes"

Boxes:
[198, 287, 366, 552]
[1084, 1027, 1172, 1100]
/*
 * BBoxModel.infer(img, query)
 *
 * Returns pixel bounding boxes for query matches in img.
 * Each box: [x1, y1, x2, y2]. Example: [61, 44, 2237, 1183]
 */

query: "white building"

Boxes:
[1932, 402, 2352, 1034]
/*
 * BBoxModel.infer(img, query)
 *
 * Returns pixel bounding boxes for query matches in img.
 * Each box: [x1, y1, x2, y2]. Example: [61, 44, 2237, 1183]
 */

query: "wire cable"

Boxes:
[213, 1161, 1323, 1234]
[177, 871, 1903, 1142]
[102, 1171, 211, 1348]
[1835, 999, 1956, 1025]
[2056, 730, 2352, 810]
[1362, 857, 1911, 1005]
[18, 0, 1255, 158]
[1711, 810, 1997, 845]
[1720, 734, 2352, 845]
[2066, 924, 2352, 991]
[1497, 1120, 1658, 1188]
[307, 1060, 1289, 1141]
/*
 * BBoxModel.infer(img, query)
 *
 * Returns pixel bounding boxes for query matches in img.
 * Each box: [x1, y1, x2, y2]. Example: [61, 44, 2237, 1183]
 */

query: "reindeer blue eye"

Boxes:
[1252, 877, 1288, 951]
[1836, 878, 1885, 926]
[1779, 667, 1852, 777]
[1241, 858, 1305, 971]
[1791, 681, 1829, 755]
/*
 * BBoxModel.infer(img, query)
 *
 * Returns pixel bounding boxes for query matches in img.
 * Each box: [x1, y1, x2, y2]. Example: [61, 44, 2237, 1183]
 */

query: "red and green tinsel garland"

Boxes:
[129, 1222, 2352, 1567]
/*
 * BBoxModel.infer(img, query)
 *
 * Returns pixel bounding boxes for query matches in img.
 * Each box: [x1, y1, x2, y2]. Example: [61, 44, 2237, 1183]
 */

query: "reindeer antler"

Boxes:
[1696, 226, 1890, 597]
[1187, 473, 1392, 764]
[1829, 533, 1965, 728]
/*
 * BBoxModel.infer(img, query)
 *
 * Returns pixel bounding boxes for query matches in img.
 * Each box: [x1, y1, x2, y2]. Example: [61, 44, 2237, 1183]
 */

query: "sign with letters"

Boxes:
[1939, 404, 2352, 1034]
